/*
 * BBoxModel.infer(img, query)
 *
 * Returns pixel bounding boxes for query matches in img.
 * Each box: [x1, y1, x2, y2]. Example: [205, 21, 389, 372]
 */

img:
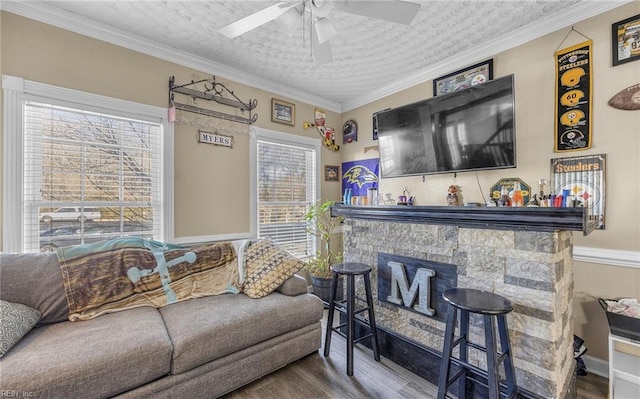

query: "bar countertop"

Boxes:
[331, 204, 597, 235]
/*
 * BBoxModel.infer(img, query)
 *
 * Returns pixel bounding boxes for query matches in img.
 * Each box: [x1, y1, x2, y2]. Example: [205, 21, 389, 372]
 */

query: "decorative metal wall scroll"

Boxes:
[169, 76, 258, 125]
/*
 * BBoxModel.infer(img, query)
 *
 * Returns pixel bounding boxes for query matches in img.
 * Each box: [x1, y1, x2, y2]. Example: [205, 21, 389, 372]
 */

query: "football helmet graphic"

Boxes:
[560, 90, 585, 107]
[560, 67, 585, 87]
[560, 129, 585, 146]
[560, 110, 585, 126]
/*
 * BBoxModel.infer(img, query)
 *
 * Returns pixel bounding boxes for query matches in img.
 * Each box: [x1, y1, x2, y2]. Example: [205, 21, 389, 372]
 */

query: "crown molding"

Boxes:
[0, 1, 341, 113]
[341, 0, 635, 111]
[1, 1, 633, 113]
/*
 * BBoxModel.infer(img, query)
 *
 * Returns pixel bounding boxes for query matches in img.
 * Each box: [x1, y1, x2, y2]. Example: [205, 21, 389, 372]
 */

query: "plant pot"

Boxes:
[310, 275, 343, 305]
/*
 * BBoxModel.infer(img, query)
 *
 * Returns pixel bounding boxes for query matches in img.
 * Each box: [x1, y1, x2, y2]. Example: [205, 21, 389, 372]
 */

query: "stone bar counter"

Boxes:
[331, 205, 596, 399]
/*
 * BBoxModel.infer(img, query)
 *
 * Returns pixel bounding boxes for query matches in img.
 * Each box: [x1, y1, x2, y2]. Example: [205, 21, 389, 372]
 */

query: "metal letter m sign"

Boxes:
[386, 261, 435, 316]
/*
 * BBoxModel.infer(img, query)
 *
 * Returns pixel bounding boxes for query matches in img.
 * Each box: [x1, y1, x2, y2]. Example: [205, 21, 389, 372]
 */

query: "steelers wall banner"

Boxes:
[550, 154, 605, 229]
[554, 40, 593, 152]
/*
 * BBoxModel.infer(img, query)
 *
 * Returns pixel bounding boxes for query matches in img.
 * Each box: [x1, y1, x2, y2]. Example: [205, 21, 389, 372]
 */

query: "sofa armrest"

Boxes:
[275, 274, 309, 296]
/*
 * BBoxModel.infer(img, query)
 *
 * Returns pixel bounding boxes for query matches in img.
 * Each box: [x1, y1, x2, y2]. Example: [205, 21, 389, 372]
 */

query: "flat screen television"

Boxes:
[376, 74, 516, 178]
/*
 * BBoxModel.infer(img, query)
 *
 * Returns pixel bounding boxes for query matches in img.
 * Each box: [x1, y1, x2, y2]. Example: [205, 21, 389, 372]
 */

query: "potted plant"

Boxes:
[304, 200, 344, 303]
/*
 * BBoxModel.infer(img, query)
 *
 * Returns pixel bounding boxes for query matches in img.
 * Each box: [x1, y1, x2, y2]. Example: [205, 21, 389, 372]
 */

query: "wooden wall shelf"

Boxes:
[331, 204, 597, 235]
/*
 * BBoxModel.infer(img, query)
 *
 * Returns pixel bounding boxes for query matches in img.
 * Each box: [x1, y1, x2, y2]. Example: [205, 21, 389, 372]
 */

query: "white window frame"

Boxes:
[249, 126, 321, 256]
[2, 74, 174, 252]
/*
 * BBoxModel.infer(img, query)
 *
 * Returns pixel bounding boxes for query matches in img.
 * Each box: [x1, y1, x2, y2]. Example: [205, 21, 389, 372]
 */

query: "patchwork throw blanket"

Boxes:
[57, 237, 246, 321]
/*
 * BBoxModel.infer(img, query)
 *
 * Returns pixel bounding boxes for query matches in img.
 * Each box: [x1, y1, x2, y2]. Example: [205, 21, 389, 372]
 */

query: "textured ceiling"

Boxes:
[2, 1, 628, 111]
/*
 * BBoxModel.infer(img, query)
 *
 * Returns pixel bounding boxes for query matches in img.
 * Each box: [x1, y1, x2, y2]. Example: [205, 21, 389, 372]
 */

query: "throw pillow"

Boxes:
[0, 300, 41, 358]
[243, 239, 305, 299]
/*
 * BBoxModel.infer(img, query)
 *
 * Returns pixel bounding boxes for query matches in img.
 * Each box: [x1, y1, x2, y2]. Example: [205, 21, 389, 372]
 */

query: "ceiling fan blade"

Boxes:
[312, 26, 333, 64]
[314, 18, 337, 44]
[334, 0, 420, 25]
[219, 2, 301, 39]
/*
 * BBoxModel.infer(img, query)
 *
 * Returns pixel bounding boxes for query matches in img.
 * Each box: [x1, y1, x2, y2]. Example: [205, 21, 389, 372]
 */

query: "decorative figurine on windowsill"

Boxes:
[447, 185, 459, 206]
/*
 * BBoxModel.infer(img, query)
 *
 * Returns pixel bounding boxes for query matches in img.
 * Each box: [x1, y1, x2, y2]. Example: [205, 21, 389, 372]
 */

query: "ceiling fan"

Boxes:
[218, 0, 420, 64]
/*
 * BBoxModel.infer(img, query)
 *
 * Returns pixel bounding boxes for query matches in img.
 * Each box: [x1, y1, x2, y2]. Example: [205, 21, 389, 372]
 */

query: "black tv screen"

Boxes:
[377, 74, 516, 178]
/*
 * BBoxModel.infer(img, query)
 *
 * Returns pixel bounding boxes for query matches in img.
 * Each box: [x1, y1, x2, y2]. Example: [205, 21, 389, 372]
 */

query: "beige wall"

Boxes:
[339, 2, 640, 362]
[1, 2, 639, 363]
[0, 12, 342, 242]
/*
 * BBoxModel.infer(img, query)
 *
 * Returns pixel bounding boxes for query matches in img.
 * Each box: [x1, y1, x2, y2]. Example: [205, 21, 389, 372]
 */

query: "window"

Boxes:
[2, 75, 173, 252]
[251, 128, 320, 258]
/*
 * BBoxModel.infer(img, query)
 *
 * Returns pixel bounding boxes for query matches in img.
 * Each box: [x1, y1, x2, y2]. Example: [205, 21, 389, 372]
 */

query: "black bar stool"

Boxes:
[437, 288, 518, 399]
[323, 262, 380, 376]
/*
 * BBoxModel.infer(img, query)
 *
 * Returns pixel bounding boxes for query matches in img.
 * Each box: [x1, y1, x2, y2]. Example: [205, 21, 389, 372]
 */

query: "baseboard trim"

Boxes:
[583, 354, 609, 379]
[573, 246, 640, 269]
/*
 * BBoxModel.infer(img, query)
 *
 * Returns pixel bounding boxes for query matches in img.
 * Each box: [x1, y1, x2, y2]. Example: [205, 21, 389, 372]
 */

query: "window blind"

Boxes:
[256, 139, 316, 257]
[23, 101, 163, 252]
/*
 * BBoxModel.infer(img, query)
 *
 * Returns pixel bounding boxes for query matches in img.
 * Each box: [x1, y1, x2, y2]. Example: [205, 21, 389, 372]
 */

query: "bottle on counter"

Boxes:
[511, 182, 524, 207]
[367, 187, 378, 205]
[343, 188, 352, 205]
[497, 186, 511, 207]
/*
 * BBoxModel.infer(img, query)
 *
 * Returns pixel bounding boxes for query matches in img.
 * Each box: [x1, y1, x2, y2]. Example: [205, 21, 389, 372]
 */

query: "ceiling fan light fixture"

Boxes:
[314, 17, 337, 44]
[278, 5, 303, 36]
[312, 21, 333, 64]
[310, 0, 333, 18]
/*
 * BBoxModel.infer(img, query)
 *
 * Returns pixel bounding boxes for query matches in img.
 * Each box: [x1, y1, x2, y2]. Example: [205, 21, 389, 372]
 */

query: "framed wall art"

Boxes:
[550, 154, 606, 229]
[324, 165, 339, 182]
[271, 98, 295, 126]
[433, 59, 493, 96]
[612, 13, 640, 66]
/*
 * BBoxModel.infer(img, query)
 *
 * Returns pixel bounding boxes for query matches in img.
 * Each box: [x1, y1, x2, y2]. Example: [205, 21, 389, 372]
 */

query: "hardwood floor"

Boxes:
[223, 312, 608, 398]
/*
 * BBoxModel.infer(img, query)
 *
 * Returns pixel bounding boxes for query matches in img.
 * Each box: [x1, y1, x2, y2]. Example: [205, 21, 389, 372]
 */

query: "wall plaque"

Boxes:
[198, 130, 234, 148]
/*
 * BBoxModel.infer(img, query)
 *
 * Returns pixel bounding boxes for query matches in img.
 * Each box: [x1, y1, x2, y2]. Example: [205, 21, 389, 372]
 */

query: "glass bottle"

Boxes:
[497, 186, 511, 207]
[343, 188, 352, 206]
[511, 182, 524, 207]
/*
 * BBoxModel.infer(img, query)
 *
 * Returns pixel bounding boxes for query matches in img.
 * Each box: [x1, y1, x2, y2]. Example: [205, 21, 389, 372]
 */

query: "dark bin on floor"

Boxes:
[599, 298, 640, 341]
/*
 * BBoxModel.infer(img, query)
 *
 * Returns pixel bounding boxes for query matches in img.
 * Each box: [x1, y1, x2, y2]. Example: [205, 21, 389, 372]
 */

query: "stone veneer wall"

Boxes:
[342, 219, 574, 399]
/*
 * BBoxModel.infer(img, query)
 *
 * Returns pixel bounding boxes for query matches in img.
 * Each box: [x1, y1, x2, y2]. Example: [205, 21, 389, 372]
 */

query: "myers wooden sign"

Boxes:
[198, 130, 234, 148]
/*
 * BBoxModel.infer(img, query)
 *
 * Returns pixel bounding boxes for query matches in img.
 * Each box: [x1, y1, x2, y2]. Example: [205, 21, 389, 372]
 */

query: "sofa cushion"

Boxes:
[276, 274, 309, 296]
[0, 307, 173, 399]
[0, 300, 41, 358]
[243, 239, 305, 298]
[159, 292, 323, 375]
[0, 252, 69, 325]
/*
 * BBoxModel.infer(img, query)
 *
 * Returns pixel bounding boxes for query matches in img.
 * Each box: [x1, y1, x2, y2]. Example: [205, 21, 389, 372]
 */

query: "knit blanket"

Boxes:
[57, 237, 247, 321]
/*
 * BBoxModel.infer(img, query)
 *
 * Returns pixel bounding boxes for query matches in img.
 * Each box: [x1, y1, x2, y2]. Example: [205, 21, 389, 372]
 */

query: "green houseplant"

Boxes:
[304, 200, 344, 302]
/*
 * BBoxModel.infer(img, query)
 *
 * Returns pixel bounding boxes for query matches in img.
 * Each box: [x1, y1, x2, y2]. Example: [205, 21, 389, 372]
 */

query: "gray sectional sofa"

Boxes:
[0, 252, 324, 398]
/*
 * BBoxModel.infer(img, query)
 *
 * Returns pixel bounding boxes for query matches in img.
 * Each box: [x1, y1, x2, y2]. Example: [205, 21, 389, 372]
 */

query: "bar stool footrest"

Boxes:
[449, 357, 492, 378]
[464, 374, 518, 399]
[443, 368, 466, 389]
